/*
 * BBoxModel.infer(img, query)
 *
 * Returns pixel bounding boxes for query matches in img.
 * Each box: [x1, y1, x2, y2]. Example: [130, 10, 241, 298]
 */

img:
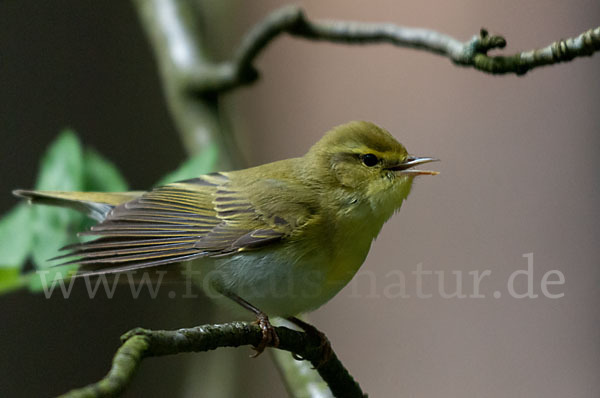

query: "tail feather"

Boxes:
[12, 187, 208, 278]
[13, 190, 143, 221]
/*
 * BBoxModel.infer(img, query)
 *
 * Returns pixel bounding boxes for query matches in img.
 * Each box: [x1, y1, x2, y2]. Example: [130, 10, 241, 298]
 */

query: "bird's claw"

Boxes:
[251, 312, 279, 357]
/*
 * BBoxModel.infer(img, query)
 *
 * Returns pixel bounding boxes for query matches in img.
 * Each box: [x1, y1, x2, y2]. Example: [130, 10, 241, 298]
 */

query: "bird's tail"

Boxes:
[12, 190, 143, 221]
[12, 189, 192, 281]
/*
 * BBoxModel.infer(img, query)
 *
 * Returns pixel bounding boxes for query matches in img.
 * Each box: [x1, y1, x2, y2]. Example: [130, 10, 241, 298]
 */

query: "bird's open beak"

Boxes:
[389, 156, 439, 176]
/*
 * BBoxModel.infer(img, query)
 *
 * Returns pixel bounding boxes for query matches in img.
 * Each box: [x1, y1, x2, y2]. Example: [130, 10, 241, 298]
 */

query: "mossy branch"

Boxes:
[56, 322, 365, 398]
[183, 5, 600, 94]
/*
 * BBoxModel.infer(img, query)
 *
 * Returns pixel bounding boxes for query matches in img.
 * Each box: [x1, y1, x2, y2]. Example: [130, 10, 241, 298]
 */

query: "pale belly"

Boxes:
[188, 241, 371, 317]
[187, 199, 389, 317]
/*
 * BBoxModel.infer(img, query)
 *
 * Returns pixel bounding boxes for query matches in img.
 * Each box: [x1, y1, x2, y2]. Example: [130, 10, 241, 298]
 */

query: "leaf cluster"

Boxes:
[0, 131, 217, 293]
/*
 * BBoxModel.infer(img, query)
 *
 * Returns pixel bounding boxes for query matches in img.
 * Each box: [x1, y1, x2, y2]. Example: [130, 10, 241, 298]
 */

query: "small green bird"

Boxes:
[14, 121, 438, 353]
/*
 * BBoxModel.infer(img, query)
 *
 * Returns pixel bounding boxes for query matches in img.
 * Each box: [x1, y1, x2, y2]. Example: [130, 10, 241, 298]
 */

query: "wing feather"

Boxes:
[55, 172, 313, 276]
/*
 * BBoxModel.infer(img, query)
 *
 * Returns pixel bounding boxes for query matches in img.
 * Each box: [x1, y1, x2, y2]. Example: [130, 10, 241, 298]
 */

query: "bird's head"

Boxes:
[304, 121, 438, 216]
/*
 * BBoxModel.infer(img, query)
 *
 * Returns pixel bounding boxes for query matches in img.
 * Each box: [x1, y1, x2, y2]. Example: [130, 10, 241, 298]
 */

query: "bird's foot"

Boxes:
[288, 316, 332, 367]
[251, 312, 279, 357]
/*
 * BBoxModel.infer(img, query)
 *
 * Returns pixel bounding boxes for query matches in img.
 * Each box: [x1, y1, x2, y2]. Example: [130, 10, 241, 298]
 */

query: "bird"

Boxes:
[14, 121, 438, 355]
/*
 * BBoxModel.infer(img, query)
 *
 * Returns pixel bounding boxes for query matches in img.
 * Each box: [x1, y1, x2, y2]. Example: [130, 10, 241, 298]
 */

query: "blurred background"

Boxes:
[1, 0, 599, 397]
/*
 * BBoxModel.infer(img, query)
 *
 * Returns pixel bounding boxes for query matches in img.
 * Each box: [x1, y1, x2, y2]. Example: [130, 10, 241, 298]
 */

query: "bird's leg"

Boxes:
[224, 292, 279, 357]
[287, 316, 332, 367]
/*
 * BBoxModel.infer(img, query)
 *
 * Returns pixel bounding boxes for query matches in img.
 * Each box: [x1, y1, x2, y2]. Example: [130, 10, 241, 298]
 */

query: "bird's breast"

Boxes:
[188, 202, 386, 317]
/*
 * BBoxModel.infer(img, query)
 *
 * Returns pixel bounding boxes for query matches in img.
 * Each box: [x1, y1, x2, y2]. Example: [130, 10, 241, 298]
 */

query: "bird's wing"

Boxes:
[56, 172, 314, 276]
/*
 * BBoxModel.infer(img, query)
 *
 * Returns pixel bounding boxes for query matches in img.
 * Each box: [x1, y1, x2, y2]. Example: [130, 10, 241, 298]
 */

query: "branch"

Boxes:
[186, 5, 600, 93]
[57, 322, 365, 398]
[271, 317, 335, 397]
[132, 0, 243, 168]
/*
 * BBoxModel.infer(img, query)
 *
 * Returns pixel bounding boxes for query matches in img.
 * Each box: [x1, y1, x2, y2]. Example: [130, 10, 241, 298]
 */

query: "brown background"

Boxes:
[1, 0, 598, 397]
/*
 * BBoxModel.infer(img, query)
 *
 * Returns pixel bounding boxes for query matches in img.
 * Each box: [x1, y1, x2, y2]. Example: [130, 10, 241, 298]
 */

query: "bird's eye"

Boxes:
[361, 154, 379, 167]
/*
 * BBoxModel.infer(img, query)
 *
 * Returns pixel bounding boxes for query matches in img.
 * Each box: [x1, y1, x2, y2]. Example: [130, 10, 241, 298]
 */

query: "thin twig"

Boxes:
[185, 5, 600, 93]
[57, 322, 365, 398]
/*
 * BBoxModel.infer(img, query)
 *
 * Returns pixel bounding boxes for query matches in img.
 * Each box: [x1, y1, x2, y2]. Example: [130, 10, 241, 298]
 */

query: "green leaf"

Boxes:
[30, 130, 85, 270]
[157, 143, 218, 185]
[0, 204, 33, 268]
[0, 268, 26, 294]
[0, 129, 131, 294]
[84, 148, 128, 192]
[30, 206, 84, 271]
[27, 265, 78, 294]
[34, 129, 84, 191]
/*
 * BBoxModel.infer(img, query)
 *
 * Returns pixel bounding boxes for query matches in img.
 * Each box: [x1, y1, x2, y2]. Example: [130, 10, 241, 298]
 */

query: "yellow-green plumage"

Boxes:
[14, 121, 437, 317]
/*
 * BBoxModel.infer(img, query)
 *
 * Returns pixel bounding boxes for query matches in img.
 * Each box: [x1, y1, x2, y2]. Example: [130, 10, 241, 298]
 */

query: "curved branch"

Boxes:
[471, 27, 600, 74]
[57, 322, 365, 398]
[188, 5, 600, 93]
